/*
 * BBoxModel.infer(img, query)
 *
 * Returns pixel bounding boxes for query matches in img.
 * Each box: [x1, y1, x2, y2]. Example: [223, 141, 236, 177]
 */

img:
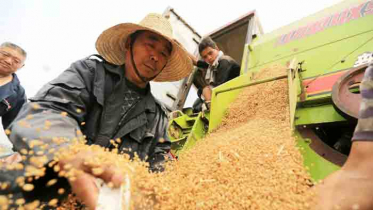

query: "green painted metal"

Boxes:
[170, 0, 373, 180]
[295, 130, 340, 181]
[246, 0, 373, 102]
[181, 112, 210, 152]
[209, 0, 373, 180]
[295, 104, 346, 125]
[169, 111, 210, 156]
[211, 0, 373, 130]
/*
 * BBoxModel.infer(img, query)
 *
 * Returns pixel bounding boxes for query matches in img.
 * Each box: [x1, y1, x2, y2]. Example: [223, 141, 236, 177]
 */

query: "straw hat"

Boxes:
[96, 13, 193, 82]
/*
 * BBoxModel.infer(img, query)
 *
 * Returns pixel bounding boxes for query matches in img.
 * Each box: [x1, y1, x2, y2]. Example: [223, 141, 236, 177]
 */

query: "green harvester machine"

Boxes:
[166, 0, 373, 181]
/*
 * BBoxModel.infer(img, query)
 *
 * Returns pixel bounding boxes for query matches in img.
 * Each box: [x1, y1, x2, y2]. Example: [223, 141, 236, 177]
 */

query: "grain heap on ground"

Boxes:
[0, 64, 316, 209]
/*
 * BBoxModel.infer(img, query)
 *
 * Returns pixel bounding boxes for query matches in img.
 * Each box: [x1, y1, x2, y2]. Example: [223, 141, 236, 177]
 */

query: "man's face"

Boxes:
[126, 31, 171, 85]
[201, 46, 219, 65]
[0, 47, 25, 77]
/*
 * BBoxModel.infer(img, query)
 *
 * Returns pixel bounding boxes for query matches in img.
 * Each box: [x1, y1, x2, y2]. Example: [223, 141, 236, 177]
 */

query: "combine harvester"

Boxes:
[165, 0, 373, 181]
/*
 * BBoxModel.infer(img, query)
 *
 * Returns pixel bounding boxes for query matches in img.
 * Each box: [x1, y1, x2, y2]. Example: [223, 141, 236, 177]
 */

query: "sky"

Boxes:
[0, 0, 343, 146]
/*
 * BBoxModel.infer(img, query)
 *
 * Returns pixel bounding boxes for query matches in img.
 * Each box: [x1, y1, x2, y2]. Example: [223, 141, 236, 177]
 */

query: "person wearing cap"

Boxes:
[189, 37, 240, 112]
[3, 13, 193, 208]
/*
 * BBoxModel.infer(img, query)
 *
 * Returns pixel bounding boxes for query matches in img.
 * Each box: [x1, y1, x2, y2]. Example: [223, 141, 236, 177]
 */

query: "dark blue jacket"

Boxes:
[0, 74, 26, 129]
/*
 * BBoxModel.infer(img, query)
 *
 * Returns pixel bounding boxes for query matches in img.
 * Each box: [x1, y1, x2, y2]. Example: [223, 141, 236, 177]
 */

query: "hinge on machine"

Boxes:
[298, 61, 306, 72]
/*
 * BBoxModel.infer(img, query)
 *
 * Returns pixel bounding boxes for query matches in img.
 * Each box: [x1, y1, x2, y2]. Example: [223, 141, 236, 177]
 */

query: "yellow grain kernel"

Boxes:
[36, 150, 44, 156]
[15, 198, 25, 205]
[46, 179, 57, 187]
[63, 164, 72, 170]
[0, 195, 9, 206]
[92, 167, 104, 176]
[48, 148, 56, 154]
[24, 200, 40, 210]
[48, 198, 58, 206]
[16, 177, 25, 184]
[58, 170, 66, 177]
[14, 163, 24, 170]
[31, 103, 40, 110]
[69, 177, 77, 182]
[58, 188, 65, 195]
[158, 138, 165, 143]
[53, 164, 61, 172]
[1, 182, 9, 190]
[22, 184, 34, 191]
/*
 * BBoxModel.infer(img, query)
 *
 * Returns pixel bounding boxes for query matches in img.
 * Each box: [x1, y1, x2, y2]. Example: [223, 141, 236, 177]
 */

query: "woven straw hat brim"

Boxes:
[96, 23, 193, 82]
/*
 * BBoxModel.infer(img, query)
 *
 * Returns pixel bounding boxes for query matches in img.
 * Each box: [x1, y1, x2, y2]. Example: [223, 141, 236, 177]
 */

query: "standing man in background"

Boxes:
[0, 42, 27, 129]
[189, 37, 240, 112]
[0, 42, 27, 163]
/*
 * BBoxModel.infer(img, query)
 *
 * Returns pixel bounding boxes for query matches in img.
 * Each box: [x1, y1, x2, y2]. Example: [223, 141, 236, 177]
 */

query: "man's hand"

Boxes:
[0, 152, 22, 165]
[314, 141, 373, 210]
[202, 86, 212, 101]
[202, 101, 211, 112]
[314, 169, 373, 210]
[58, 151, 124, 210]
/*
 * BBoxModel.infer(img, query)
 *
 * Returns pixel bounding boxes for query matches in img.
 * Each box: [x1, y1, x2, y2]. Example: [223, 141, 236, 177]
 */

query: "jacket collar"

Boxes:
[98, 62, 157, 113]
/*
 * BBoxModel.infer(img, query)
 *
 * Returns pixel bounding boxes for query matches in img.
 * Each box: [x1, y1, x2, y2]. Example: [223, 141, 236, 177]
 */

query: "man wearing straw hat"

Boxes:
[3, 13, 193, 208]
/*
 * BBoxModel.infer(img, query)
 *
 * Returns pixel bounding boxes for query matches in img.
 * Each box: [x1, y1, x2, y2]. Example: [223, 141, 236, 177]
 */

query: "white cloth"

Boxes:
[205, 51, 224, 86]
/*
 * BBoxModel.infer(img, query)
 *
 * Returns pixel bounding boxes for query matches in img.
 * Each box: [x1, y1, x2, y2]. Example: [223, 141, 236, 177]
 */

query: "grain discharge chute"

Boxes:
[167, 0, 373, 181]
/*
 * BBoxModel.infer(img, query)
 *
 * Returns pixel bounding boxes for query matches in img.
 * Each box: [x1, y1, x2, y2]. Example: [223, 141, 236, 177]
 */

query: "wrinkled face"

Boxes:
[0, 47, 25, 77]
[126, 31, 172, 86]
[201, 46, 219, 65]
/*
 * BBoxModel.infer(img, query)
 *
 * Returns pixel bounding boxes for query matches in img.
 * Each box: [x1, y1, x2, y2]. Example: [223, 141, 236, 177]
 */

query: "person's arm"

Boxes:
[193, 69, 209, 99]
[4, 59, 124, 209]
[5, 59, 95, 202]
[216, 59, 240, 86]
[202, 86, 212, 101]
[9, 59, 94, 159]
[228, 62, 241, 80]
[196, 60, 209, 69]
[315, 63, 373, 210]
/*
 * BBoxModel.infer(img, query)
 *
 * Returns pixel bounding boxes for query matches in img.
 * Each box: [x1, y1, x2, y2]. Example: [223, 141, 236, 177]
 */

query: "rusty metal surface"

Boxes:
[298, 127, 347, 167]
[332, 64, 369, 120]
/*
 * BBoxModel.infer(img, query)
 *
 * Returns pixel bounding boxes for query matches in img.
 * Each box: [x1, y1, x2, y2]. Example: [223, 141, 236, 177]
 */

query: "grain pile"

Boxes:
[0, 64, 316, 209]
[128, 64, 315, 210]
